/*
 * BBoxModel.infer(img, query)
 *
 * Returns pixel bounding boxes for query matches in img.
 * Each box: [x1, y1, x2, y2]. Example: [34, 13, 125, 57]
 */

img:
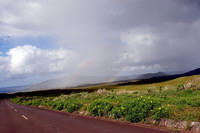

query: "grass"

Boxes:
[10, 75, 200, 123]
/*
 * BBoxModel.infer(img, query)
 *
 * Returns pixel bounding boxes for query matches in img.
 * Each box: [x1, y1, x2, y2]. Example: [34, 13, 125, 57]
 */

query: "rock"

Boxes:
[97, 88, 107, 94]
[165, 120, 175, 128]
[79, 111, 84, 114]
[146, 118, 157, 125]
[153, 119, 200, 132]
[79, 111, 88, 116]
[159, 119, 166, 126]
[38, 105, 44, 108]
[159, 119, 188, 130]
[81, 93, 88, 98]
[117, 90, 135, 95]
[184, 82, 193, 90]
[190, 122, 200, 133]
[175, 121, 187, 129]
[159, 119, 174, 128]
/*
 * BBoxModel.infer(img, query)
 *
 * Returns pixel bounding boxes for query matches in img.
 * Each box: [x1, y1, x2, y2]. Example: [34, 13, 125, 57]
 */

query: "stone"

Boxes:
[190, 122, 200, 133]
[97, 88, 107, 94]
[184, 82, 192, 90]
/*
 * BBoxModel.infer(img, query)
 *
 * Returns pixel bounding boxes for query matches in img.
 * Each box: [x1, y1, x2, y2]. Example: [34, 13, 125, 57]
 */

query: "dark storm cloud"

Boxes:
[113, 0, 200, 74]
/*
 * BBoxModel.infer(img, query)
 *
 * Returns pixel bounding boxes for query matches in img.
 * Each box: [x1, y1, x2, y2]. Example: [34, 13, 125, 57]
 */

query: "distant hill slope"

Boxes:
[4, 70, 200, 98]
[26, 68, 200, 91]
[137, 72, 167, 79]
[0, 85, 29, 94]
[119, 68, 200, 86]
[182, 68, 200, 76]
[27, 76, 110, 91]
[2, 68, 200, 97]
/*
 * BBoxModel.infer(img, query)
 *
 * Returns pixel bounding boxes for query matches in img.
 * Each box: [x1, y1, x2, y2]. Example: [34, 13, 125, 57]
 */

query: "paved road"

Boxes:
[0, 100, 169, 133]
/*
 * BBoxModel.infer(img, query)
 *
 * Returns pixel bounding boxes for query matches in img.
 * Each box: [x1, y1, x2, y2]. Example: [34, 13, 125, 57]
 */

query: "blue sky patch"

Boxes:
[0, 36, 57, 55]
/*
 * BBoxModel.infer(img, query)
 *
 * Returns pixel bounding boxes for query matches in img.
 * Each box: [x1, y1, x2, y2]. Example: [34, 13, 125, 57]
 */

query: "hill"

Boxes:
[137, 72, 167, 79]
[5, 68, 200, 93]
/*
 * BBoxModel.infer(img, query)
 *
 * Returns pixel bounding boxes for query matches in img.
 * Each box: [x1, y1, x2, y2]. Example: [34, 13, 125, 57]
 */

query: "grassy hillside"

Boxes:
[10, 75, 200, 123]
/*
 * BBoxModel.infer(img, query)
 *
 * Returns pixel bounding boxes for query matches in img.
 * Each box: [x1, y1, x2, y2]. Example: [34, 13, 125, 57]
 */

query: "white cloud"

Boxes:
[122, 64, 161, 74]
[0, 0, 45, 36]
[0, 45, 74, 75]
[0, 55, 8, 72]
[118, 19, 200, 74]
[118, 27, 159, 65]
[121, 29, 157, 47]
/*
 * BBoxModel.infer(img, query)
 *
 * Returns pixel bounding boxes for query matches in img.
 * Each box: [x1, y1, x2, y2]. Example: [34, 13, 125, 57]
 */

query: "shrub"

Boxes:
[159, 86, 163, 93]
[51, 102, 57, 109]
[147, 88, 152, 93]
[10, 97, 24, 104]
[111, 104, 126, 119]
[125, 106, 146, 122]
[31, 100, 41, 106]
[23, 100, 32, 106]
[46, 101, 54, 107]
[124, 99, 151, 122]
[177, 89, 193, 97]
[52, 101, 64, 111]
[190, 98, 200, 107]
[176, 84, 184, 92]
[88, 100, 113, 117]
[64, 101, 82, 113]
[123, 96, 167, 122]
[151, 106, 170, 120]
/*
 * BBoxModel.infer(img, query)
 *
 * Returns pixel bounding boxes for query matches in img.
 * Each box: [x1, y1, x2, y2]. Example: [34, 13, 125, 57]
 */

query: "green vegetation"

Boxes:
[64, 100, 82, 113]
[88, 100, 113, 117]
[52, 101, 64, 111]
[10, 75, 200, 123]
[176, 84, 184, 92]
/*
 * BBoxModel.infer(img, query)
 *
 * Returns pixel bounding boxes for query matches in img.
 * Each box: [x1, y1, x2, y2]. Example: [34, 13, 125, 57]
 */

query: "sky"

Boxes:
[0, 0, 200, 88]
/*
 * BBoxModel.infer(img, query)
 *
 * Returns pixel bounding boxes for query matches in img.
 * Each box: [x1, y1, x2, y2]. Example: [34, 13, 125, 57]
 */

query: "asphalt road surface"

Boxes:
[0, 99, 169, 133]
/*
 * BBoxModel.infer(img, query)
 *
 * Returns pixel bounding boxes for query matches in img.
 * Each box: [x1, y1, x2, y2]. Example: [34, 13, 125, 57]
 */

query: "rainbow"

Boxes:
[105, 68, 125, 83]
[66, 57, 126, 85]
[65, 57, 94, 86]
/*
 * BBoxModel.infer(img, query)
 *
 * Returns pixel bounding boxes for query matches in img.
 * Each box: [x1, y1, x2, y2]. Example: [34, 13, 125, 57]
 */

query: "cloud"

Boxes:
[1, 0, 200, 87]
[118, 19, 200, 73]
[0, 45, 75, 75]
[119, 27, 158, 63]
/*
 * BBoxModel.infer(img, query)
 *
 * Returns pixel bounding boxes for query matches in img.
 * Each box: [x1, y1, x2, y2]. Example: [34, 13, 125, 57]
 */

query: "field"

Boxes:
[10, 75, 200, 124]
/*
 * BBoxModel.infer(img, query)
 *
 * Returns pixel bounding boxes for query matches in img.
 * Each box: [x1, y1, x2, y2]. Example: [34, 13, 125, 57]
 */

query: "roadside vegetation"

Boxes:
[10, 75, 200, 123]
